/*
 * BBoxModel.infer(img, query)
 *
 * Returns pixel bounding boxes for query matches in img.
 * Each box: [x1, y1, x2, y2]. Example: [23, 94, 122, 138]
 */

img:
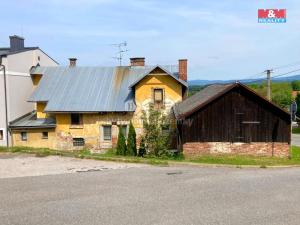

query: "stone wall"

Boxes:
[183, 142, 290, 158]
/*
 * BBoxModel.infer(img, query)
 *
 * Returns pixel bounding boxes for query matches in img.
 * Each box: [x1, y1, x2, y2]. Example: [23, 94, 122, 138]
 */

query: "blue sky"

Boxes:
[1, 0, 299, 80]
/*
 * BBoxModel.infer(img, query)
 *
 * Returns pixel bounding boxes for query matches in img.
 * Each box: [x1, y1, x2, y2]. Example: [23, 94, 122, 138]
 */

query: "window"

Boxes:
[42, 132, 48, 139]
[154, 89, 164, 109]
[71, 113, 82, 125]
[119, 125, 127, 138]
[21, 132, 27, 141]
[0, 130, 3, 140]
[73, 138, 85, 147]
[103, 125, 112, 141]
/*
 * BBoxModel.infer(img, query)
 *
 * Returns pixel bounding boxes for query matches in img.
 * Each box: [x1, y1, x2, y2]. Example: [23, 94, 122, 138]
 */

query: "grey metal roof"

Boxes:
[9, 111, 56, 129]
[29, 65, 185, 112]
[174, 83, 234, 118]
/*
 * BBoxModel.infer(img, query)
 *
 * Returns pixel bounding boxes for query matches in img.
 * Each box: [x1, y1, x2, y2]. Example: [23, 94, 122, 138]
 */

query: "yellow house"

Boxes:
[9, 57, 188, 150]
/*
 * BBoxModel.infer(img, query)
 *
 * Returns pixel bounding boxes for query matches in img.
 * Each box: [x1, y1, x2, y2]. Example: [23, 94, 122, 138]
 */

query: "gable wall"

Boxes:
[181, 86, 290, 143]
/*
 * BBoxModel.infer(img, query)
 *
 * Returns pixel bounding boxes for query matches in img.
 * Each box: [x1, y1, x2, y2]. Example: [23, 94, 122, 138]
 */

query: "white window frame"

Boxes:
[103, 125, 112, 141]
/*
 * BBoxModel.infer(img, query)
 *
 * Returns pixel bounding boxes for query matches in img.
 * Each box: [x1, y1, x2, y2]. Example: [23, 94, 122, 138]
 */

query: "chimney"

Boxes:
[178, 59, 187, 82]
[9, 35, 24, 52]
[69, 58, 77, 67]
[130, 57, 145, 66]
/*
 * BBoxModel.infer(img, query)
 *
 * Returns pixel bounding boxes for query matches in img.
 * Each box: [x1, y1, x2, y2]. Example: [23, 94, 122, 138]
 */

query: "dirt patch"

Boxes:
[0, 153, 147, 178]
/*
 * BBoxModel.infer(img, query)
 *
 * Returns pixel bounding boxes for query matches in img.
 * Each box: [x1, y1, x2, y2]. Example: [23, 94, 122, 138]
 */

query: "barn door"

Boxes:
[233, 111, 245, 142]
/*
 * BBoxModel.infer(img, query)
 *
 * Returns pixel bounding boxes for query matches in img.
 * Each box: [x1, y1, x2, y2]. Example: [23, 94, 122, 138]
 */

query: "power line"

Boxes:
[241, 68, 300, 84]
[271, 68, 300, 79]
[272, 60, 300, 70]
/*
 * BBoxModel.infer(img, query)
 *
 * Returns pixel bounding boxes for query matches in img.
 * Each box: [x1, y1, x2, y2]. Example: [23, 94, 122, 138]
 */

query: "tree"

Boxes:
[116, 128, 127, 155]
[138, 137, 146, 157]
[141, 105, 170, 157]
[127, 121, 137, 156]
[249, 82, 292, 110]
[292, 81, 300, 91]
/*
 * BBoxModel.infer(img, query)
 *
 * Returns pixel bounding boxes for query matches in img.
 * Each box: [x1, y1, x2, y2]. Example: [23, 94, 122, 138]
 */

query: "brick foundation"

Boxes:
[183, 142, 290, 158]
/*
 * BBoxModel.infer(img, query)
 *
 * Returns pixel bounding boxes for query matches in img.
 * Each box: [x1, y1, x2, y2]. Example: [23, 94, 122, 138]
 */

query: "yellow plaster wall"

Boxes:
[55, 113, 134, 150]
[36, 102, 47, 118]
[32, 74, 42, 88]
[12, 129, 56, 149]
[134, 74, 183, 128]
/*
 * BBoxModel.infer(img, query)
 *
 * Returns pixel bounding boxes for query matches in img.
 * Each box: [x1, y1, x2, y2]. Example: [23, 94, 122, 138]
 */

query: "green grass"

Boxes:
[292, 127, 300, 134]
[1, 146, 300, 167]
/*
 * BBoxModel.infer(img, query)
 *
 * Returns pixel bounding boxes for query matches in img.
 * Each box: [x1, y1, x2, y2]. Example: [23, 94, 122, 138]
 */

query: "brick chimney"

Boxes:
[9, 35, 24, 52]
[178, 59, 187, 81]
[130, 57, 145, 66]
[69, 58, 77, 67]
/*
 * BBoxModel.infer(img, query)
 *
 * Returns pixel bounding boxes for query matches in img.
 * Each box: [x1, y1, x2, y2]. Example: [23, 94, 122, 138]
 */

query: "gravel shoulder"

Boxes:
[0, 153, 147, 178]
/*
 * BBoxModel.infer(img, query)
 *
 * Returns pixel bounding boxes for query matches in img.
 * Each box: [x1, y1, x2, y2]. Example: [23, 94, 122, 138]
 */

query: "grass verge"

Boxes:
[1, 146, 300, 167]
[292, 127, 300, 134]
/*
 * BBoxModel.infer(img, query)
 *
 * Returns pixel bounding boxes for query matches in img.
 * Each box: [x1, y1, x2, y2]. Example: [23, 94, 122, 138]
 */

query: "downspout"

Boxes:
[0, 57, 9, 147]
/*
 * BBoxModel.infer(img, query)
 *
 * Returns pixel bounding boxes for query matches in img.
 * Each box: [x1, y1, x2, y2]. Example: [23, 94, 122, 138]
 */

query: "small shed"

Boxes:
[173, 82, 291, 158]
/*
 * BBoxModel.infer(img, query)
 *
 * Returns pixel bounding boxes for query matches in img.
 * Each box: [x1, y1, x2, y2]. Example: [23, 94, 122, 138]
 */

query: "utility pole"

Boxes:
[266, 69, 272, 101]
[0, 61, 9, 147]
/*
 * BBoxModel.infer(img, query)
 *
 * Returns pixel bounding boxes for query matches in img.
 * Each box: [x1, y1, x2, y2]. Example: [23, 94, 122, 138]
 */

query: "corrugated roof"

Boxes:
[9, 111, 56, 129]
[29, 65, 186, 112]
[174, 83, 234, 118]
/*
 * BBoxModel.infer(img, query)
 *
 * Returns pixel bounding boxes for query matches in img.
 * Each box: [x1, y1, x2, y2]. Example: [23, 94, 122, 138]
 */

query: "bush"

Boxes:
[138, 137, 146, 157]
[116, 129, 127, 155]
[142, 105, 170, 157]
[127, 121, 137, 156]
[292, 81, 300, 91]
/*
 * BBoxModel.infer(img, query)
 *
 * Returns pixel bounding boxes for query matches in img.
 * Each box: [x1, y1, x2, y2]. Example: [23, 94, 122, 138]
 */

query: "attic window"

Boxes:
[71, 114, 82, 125]
[154, 89, 164, 109]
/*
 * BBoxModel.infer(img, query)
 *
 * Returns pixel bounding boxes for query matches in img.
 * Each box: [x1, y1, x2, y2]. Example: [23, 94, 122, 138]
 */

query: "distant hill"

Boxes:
[188, 74, 300, 86]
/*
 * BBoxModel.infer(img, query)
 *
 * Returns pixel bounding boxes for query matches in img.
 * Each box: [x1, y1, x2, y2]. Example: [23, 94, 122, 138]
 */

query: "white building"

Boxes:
[0, 35, 58, 146]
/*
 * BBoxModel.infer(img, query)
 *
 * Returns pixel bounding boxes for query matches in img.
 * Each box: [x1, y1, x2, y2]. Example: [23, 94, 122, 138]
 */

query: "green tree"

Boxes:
[249, 82, 292, 110]
[127, 121, 137, 156]
[292, 81, 300, 91]
[142, 105, 170, 157]
[116, 128, 127, 155]
[138, 137, 146, 157]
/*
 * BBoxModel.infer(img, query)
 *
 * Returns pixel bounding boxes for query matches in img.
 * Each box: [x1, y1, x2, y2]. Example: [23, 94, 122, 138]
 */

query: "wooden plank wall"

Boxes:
[180, 87, 291, 143]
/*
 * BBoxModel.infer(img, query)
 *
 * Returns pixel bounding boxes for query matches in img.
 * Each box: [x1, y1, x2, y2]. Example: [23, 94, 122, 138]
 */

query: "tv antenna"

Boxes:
[111, 41, 129, 66]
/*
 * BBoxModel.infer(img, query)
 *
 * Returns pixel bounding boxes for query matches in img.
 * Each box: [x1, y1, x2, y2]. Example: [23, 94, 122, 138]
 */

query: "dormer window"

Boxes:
[154, 88, 164, 109]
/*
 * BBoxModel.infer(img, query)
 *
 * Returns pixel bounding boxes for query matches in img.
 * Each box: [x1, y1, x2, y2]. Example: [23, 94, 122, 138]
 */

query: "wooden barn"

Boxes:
[173, 82, 291, 158]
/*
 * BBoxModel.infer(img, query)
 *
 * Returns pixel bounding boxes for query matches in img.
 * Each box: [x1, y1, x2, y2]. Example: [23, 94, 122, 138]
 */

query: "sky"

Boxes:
[0, 0, 299, 80]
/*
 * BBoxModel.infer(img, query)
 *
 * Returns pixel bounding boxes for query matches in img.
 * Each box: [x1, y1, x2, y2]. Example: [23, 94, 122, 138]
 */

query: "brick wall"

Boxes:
[183, 142, 290, 158]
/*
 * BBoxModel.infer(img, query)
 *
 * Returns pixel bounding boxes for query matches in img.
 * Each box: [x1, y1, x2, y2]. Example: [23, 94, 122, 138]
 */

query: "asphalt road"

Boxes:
[292, 134, 300, 147]
[1, 166, 300, 225]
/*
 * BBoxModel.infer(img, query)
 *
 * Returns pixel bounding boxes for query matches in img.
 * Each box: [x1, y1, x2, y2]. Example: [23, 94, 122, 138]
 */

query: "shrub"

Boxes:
[116, 129, 127, 155]
[142, 105, 170, 157]
[127, 121, 137, 156]
[138, 137, 146, 157]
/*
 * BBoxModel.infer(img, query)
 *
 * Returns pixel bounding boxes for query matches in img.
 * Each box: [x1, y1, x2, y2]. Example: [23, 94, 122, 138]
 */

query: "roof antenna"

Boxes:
[110, 41, 129, 66]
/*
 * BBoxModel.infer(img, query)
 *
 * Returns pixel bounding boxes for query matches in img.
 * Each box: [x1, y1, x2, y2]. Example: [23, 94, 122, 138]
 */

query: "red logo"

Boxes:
[258, 9, 286, 23]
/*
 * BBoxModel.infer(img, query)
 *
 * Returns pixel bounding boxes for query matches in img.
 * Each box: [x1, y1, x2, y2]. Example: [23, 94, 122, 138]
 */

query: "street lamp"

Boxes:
[0, 59, 9, 147]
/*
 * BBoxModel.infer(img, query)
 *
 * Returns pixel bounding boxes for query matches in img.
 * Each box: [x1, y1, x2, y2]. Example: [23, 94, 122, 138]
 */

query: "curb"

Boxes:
[168, 161, 300, 169]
